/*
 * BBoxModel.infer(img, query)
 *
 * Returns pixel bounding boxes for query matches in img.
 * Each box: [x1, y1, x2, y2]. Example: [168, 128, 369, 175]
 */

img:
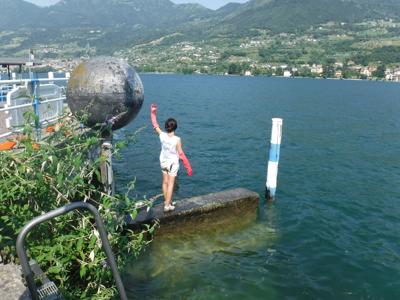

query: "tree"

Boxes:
[322, 65, 335, 78]
[275, 67, 284, 76]
[228, 63, 242, 75]
[373, 65, 385, 79]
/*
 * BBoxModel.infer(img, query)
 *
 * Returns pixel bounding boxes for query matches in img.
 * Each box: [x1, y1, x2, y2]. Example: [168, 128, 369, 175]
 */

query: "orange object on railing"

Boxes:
[0, 141, 17, 151]
[46, 125, 56, 133]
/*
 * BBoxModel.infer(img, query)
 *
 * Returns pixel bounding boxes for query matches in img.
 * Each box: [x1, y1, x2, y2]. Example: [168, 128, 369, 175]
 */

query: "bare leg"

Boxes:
[165, 175, 176, 206]
[162, 172, 168, 206]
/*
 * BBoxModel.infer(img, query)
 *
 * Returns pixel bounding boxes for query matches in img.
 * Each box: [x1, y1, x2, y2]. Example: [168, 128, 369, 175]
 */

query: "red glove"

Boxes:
[179, 150, 192, 177]
[150, 104, 160, 129]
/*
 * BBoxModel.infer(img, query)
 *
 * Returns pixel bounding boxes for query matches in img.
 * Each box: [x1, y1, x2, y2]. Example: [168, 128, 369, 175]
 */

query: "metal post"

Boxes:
[12, 72, 16, 88]
[265, 118, 283, 201]
[48, 71, 54, 84]
[100, 140, 114, 195]
[16, 202, 128, 300]
[31, 79, 41, 141]
[28, 49, 32, 80]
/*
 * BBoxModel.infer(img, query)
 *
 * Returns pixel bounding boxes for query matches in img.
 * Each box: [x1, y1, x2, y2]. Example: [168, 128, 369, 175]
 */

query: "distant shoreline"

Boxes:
[1, 70, 396, 84]
[138, 71, 397, 83]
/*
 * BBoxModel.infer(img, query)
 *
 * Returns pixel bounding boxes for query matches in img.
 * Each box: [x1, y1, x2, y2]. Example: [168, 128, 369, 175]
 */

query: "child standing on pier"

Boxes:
[150, 104, 193, 212]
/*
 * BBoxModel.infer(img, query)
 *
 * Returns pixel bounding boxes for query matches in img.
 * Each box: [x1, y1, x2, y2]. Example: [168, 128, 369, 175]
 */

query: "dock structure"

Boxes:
[128, 188, 260, 232]
[0, 57, 42, 80]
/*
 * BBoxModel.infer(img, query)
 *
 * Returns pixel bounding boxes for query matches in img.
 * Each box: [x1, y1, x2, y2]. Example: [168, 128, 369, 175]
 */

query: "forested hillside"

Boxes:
[1, 0, 400, 78]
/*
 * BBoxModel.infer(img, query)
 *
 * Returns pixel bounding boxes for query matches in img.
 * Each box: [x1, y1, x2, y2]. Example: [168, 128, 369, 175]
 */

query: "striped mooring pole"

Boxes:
[265, 118, 283, 201]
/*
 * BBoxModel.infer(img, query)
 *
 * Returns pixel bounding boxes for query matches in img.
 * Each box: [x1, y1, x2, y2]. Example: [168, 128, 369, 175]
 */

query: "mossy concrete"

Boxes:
[128, 188, 260, 233]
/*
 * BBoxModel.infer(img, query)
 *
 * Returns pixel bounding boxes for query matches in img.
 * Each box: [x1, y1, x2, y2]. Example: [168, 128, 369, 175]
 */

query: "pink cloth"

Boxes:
[179, 150, 193, 177]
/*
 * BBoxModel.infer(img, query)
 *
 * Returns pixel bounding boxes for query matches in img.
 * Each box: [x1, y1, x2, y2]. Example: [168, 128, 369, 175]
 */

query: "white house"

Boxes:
[283, 70, 292, 77]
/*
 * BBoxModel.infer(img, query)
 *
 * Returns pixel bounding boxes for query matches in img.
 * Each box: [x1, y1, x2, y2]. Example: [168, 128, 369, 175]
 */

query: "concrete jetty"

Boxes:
[0, 188, 259, 298]
[128, 188, 260, 232]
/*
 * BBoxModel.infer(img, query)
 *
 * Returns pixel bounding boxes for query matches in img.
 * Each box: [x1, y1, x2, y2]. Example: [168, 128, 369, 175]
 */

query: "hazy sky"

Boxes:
[26, 0, 249, 10]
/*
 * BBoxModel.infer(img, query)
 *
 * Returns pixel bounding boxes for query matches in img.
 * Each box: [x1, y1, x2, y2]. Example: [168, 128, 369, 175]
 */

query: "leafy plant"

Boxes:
[0, 113, 157, 299]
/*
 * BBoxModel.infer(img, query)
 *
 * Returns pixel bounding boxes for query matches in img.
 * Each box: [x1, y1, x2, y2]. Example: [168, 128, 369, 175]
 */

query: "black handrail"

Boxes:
[16, 201, 128, 300]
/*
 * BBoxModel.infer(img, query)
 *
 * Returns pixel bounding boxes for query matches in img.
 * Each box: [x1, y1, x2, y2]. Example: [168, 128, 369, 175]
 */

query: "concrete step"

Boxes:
[128, 188, 260, 233]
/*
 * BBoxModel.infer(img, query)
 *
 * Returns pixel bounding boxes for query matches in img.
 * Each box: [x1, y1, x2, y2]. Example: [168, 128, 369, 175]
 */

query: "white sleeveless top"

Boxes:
[159, 132, 180, 163]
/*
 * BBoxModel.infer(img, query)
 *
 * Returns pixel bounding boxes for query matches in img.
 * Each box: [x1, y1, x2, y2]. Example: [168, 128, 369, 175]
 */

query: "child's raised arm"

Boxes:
[150, 104, 162, 135]
[177, 139, 193, 177]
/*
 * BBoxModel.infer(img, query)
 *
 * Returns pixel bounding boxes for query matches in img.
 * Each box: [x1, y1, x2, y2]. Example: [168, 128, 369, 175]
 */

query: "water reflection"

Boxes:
[124, 205, 279, 299]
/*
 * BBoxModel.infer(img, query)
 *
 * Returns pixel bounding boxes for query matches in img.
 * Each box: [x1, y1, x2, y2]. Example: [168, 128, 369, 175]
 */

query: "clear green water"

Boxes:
[114, 75, 400, 299]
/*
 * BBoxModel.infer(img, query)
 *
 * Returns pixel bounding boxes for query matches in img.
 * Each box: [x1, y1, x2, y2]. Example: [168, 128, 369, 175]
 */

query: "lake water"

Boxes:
[113, 75, 400, 299]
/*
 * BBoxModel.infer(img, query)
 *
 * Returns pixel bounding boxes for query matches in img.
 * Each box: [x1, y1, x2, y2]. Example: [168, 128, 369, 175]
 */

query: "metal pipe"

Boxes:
[0, 98, 66, 112]
[32, 80, 41, 141]
[16, 202, 128, 300]
[0, 132, 14, 139]
[0, 78, 68, 85]
[38, 97, 65, 104]
[0, 102, 34, 112]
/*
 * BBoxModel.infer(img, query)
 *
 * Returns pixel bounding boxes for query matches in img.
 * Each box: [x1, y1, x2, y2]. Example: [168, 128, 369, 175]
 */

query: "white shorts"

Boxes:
[160, 160, 179, 177]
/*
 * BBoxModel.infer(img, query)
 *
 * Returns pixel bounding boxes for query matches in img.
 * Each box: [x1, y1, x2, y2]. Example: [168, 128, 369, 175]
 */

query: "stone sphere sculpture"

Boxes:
[67, 57, 144, 130]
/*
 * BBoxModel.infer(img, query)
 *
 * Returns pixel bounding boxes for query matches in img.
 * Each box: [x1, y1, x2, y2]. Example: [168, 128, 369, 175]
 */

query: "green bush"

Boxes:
[0, 113, 157, 299]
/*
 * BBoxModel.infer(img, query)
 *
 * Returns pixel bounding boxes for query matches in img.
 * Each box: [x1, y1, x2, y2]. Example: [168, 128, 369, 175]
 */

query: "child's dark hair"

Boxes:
[165, 118, 177, 133]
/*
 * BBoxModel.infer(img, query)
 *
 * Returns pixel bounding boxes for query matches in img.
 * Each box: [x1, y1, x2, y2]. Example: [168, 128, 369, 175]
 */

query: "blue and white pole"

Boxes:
[31, 79, 41, 141]
[265, 118, 283, 200]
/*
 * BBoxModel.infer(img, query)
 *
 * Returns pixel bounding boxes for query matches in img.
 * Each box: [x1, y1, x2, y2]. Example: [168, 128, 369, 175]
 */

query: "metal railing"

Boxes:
[16, 201, 128, 300]
[0, 77, 69, 86]
[0, 76, 68, 140]
[0, 85, 13, 102]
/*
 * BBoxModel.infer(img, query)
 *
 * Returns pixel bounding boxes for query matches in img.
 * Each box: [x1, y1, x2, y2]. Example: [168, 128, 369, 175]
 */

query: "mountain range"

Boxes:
[1, 0, 400, 56]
